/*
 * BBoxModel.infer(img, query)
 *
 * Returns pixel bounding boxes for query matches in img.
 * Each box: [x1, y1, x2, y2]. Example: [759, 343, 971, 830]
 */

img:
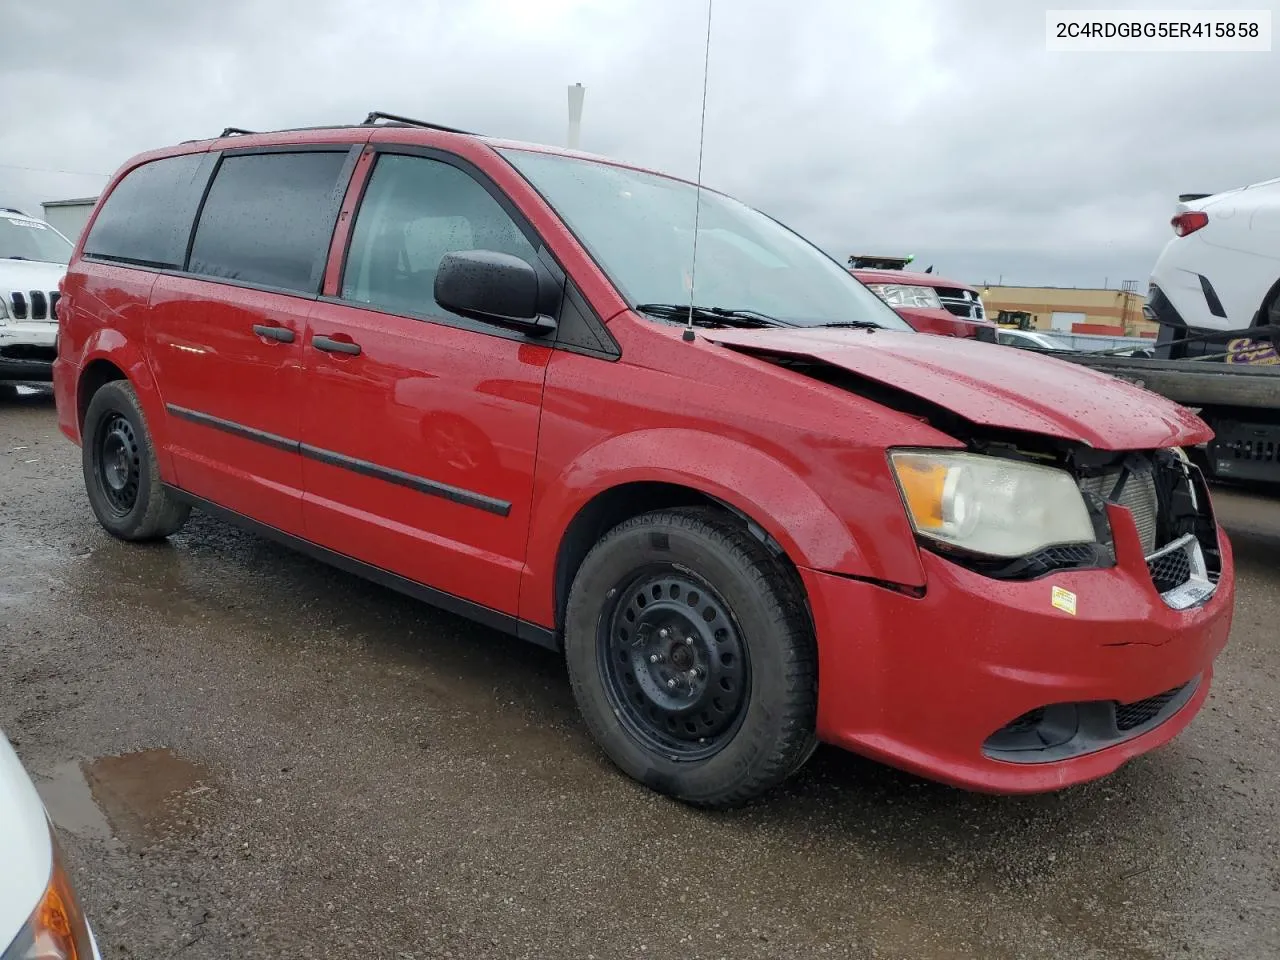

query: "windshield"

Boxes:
[0, 215, 73, 264]
[500, 149, 911, 330]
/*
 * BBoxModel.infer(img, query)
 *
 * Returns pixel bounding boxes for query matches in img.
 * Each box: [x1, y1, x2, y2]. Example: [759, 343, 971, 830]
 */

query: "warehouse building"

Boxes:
[40, 196, 98, 244]
[979, 284, 1157, 338]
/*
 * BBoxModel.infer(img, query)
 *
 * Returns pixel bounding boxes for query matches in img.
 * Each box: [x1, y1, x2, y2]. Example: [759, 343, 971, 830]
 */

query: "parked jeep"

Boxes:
[0, 208, 70, 387]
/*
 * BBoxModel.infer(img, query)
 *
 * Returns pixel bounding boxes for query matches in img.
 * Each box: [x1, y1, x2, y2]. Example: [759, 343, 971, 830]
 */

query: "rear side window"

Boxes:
[188, 151, 349, 294]
[83, 153, 209, 268]
[341, 154, 536, 320]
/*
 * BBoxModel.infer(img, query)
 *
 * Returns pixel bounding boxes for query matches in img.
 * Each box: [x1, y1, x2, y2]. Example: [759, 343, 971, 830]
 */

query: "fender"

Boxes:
[520, 427, 927, 627]
[76, 328, 178, 484]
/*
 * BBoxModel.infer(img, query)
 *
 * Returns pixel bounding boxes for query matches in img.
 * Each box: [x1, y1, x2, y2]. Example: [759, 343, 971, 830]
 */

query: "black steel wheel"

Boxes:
[600, 567, 750, 761]
[82, 380, 190, 541]
[564, 507, 818, 808]
[96, 413, 142, 516]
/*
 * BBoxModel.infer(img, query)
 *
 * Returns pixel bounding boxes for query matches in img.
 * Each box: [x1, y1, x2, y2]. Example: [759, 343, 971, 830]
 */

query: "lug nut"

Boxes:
[684, 636, 693, 646]
[689, 667, 703, 680]
[649, 653, 664, 664]
[659, 627, 671, 639]
[666, 678, 678, 689]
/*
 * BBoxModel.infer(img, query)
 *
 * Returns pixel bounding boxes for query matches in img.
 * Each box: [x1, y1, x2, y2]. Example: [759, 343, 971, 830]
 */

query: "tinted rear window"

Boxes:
[83, 153, 210, 268]
[187, 151, 349, 293]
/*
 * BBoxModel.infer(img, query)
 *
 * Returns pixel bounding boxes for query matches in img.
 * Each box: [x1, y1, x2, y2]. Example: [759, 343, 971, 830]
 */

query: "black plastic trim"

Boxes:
[0, 358, 54, 382]
[82, 253, 179, 270]
[555, 279, 622, 360]
[1146, 283, 1188, 329]
[182, 149, 224, 271]
[163, 403, 511, 516]
[163, 487, 556, 650]
[1198, 273, 1227, 318]
[167, 403, 297, 452]
[983, 676, 1200, 763]
[298, 443, 510, 516]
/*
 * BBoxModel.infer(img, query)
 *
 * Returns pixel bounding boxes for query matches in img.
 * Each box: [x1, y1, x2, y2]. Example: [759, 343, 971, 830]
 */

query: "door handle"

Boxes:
[253, 324, 295, 343]
[313, 334, 362, 356]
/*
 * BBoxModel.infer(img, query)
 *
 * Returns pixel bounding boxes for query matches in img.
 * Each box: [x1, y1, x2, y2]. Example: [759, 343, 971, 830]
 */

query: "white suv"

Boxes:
[1147, 179, 1280, 335]
[0, 733, 102, 959]
[0, 208, 73, 385]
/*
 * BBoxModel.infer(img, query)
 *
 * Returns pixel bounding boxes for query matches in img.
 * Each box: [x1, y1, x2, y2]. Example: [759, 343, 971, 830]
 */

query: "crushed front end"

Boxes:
[805, 443, 1234, 793]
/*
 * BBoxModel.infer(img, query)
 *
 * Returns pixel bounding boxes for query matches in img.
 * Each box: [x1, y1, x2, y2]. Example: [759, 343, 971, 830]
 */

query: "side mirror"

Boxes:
[434, 250, 556, 335]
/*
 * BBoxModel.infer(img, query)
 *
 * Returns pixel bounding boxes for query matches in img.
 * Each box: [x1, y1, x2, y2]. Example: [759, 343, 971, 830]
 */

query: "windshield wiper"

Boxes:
[5, 255, 30, 260]
[812, 320, 883, 330]
[635, 303, 790, 328]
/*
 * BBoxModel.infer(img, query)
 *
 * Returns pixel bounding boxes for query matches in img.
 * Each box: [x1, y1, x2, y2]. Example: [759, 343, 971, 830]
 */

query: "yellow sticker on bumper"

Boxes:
[1051, 585, 1077, 616]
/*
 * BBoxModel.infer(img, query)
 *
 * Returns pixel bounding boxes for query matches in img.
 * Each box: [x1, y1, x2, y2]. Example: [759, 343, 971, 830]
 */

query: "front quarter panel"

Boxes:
[520, 316, 963, 627]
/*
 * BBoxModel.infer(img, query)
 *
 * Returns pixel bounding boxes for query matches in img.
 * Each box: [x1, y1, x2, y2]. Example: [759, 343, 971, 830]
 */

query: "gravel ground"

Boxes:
[2, 386, 1278, 960]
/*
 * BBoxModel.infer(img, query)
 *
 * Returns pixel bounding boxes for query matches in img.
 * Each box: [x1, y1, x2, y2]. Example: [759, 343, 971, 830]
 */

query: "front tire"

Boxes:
[82, 380, 190, 541]
[564, 507, 817, 808]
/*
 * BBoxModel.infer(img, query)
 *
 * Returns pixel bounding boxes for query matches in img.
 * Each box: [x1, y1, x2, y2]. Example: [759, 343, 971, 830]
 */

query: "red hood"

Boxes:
[706, 327, 1211, 450]
[850, 268, 975, 291]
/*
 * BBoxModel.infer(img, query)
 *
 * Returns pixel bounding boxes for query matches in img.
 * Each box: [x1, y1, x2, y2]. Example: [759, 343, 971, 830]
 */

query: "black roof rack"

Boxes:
[362, 110, 474, 135]
[220, 127, 257, 137]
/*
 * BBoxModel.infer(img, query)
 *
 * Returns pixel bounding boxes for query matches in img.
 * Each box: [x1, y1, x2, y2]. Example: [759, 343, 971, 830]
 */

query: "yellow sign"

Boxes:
[1051, 585, 1078, 616]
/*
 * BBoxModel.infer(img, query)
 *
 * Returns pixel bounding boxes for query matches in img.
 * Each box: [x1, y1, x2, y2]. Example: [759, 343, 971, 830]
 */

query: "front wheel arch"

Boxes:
[551, 481, 796, 641]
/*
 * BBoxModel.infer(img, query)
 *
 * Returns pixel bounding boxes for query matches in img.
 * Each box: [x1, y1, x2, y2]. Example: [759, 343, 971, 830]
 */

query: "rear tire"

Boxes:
[564, 507, 817, 808]
[82, 380, 190, 541]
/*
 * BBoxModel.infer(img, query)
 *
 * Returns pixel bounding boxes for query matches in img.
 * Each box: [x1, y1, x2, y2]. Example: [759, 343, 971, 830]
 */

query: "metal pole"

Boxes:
[567, 83, 585, 149]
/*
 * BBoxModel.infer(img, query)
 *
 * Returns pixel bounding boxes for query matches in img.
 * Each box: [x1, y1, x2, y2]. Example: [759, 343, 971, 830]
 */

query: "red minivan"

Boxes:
[53, 113, 1234, 807]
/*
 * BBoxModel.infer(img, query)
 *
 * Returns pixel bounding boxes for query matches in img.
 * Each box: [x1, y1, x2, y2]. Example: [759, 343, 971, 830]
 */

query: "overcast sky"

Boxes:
[3, 0, 1276, 288]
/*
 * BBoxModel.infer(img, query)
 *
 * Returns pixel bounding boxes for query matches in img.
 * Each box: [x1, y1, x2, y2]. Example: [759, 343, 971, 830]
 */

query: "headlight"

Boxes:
[1, 826, 96, 960]
[889, 450, 1095, 558]
[865, 283, 942, 310]
[0, 296, 9, 325]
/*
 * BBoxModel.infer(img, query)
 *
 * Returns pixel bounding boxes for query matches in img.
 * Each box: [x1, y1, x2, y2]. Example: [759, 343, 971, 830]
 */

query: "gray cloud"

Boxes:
[3, 0, 1276, 287]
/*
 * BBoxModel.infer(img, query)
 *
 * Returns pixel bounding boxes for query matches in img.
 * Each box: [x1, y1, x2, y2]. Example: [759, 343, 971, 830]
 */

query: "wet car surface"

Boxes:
[2, 387, 1278, 959]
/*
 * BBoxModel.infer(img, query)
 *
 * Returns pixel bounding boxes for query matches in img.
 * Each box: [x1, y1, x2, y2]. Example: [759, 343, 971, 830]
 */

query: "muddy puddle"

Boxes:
[37, 748, 214, 848]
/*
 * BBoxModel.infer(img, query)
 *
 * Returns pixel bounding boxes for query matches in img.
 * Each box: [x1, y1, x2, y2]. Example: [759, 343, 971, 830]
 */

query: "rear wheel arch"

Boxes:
[73, 336, 173, 477]
[1256, 275, 1280, 326]
[77, 358, 128, 432]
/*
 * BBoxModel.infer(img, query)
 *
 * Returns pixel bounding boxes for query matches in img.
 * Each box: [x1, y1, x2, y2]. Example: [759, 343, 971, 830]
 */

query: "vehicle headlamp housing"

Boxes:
[889, 450, 1096, 559]
[1, 825, 96, 960]
[865, 283, 943, 310]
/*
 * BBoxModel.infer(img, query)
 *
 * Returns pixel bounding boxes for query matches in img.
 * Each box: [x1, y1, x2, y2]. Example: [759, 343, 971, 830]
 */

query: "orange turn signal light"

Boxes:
[892, 454, 949, 531]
